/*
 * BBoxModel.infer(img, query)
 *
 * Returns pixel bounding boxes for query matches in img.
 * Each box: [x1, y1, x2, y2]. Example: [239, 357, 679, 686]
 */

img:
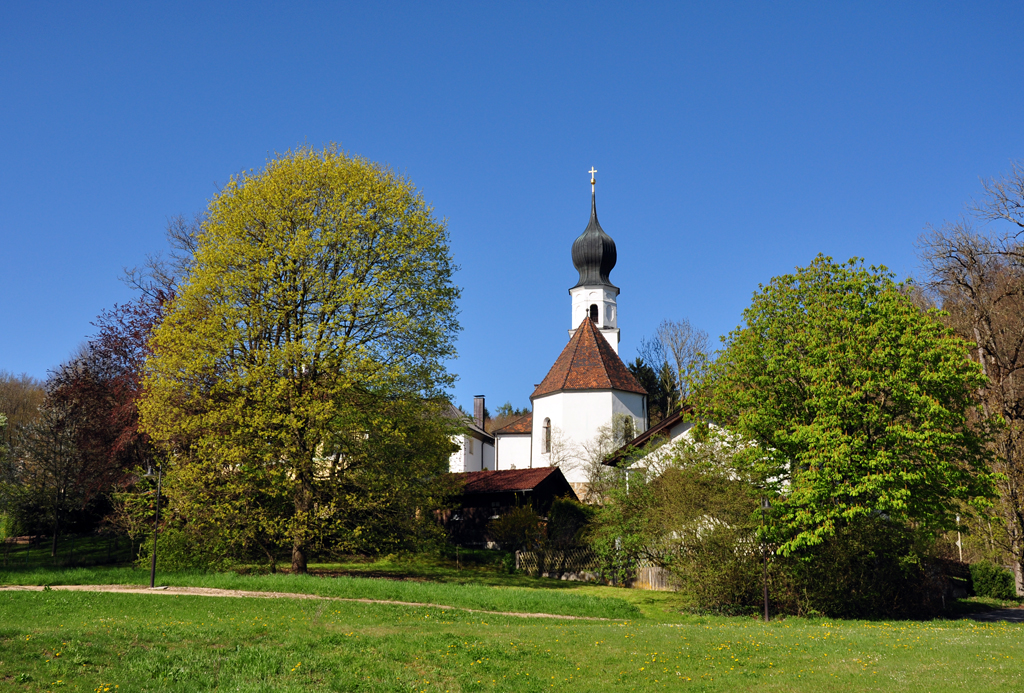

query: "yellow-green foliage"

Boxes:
[139, 146, 461, 569]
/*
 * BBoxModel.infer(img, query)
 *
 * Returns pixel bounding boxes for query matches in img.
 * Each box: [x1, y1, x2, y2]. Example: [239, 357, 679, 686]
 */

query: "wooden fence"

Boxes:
[515, 549, 677, 591]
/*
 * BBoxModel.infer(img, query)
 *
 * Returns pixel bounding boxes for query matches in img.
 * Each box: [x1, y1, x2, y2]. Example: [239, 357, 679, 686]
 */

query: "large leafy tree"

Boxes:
[139, 146, 461, 572]
[695, 255, 997, 555]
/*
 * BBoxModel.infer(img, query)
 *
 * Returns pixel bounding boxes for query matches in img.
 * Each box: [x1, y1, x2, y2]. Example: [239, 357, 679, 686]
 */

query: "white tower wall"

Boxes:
[531, 390, 646, 485]
[568, 286, 620, 353]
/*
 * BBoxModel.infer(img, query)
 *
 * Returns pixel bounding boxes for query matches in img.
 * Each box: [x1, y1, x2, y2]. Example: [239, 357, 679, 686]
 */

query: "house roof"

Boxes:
[445, 403, 494, 442]
[455, 467, 565, 494]
[492, 412, 532, 435]
[605, 406, 692, 466]
[532, 317, 646, 398]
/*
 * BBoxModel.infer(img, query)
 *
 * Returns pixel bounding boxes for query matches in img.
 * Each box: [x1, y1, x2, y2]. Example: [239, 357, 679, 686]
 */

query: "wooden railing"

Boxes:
[515, 549, 678, 591]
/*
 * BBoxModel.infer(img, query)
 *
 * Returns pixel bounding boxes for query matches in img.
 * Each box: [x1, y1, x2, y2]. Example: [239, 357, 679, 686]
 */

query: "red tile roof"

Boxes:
[532, 318, 646, 398]
[455, 467, 562, 494]
[492, 412, 532, 435]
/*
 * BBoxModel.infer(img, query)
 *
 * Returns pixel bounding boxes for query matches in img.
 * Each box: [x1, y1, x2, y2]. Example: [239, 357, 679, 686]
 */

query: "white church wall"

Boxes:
[570, 286, 619, 330]
[611, 391, 647, 435]
[532, 390, 616, 484]
[531, 390, 650, 484]
[495, 434, 531, 470]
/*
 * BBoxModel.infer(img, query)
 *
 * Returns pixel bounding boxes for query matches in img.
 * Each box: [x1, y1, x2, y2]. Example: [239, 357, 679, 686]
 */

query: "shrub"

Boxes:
[136, 527, 231, 572]
[545, 497, 595, 550]
[970, 561, 1017, 600]
[487, 506, 542, 553]
[772, 517, 939, 618]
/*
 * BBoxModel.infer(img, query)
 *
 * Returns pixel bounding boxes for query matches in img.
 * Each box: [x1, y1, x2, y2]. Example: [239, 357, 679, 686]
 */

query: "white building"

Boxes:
[447, 398, 495, 473]
[453, 174, 649, 499]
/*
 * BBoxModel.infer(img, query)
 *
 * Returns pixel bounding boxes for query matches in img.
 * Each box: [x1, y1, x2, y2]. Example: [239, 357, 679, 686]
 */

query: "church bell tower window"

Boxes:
[589, 304, 598, 322]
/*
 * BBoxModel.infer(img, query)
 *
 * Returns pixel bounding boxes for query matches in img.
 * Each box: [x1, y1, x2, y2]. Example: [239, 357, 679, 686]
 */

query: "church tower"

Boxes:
[569, 169, 620, 353]
[524, 169, 646, 497]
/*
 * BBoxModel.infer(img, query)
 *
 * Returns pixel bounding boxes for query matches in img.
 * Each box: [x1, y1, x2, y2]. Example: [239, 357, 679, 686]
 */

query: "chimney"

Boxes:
[473, 395, 485, 430]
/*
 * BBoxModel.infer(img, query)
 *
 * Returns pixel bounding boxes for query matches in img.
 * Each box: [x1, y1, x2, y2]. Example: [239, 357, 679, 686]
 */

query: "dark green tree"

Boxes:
[627, 358, 673, 425]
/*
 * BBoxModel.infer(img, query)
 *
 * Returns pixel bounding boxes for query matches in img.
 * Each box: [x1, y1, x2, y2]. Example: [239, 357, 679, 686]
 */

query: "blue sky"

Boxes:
[2, 2, 1022, 412]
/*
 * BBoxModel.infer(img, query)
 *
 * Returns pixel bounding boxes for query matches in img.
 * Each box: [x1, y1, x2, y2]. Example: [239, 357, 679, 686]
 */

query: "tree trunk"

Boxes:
[291, 464, 313, 574]
[51, 525, 58, 558]
[1010, 504, 1024, 597]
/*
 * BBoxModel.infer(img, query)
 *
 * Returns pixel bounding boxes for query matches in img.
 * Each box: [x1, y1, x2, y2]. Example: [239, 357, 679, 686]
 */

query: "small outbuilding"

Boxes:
[442, 467, 578, 548]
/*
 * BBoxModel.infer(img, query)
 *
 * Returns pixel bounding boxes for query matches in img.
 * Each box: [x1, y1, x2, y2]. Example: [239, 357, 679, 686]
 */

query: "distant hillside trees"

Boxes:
[0, 372, 45, 450]
[3, 293, 166, 552]
[485, 401, 530, 432]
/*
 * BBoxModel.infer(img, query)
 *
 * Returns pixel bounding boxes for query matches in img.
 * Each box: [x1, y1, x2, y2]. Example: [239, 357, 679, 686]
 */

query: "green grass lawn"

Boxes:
[0, 566, 640, 621]
[2, 588, 1023, 692]
[2, 550, 1023, 691]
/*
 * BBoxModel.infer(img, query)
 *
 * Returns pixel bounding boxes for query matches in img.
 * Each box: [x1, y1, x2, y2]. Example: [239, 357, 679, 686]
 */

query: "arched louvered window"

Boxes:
[543, 418, 551, 453]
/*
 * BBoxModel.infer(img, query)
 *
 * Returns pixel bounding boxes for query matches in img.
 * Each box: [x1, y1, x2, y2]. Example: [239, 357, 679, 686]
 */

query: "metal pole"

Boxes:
[762, 498, 769, 622]
[149, 464, 162, 589]
[956, 514, 963, 563]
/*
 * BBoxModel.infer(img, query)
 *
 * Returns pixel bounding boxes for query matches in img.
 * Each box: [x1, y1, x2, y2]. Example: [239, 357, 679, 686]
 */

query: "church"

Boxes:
[449, 171, 648, 499]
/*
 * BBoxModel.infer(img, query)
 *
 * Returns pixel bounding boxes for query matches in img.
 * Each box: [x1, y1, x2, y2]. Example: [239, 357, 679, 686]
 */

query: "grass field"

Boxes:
[0, 566, 640, 621]
[2, 548, 1023, 691]
[2, 587, 1024, 692]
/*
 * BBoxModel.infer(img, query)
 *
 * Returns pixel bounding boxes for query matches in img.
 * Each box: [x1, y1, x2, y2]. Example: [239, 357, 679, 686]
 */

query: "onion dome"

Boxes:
[571, 191, 617, 289]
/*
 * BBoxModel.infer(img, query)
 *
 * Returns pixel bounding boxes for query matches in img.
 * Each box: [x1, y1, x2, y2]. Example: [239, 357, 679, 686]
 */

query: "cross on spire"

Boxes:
[589, 167, 597, 192]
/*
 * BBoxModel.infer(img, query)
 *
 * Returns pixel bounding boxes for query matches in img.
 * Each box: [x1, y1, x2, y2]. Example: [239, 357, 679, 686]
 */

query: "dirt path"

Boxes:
[0, 584, 613, 621]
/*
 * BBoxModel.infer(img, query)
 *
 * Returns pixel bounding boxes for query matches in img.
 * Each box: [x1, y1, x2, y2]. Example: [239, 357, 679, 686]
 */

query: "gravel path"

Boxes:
[0, 584, 613, 621]
[966, 607, 1024, 623]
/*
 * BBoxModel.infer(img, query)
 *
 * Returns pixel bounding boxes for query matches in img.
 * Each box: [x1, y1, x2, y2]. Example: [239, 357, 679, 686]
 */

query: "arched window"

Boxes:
[543, 418, 551, 453]
[589, 304, 598, 322]
[623, 417, 635, 442]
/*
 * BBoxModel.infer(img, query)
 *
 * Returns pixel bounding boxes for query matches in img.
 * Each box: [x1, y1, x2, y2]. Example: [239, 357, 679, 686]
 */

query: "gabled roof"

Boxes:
[492, 412, 533, 435]
[532, 318, 646, 398]
[455, 467, 567, 494]
[445, 403, 494, 442]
